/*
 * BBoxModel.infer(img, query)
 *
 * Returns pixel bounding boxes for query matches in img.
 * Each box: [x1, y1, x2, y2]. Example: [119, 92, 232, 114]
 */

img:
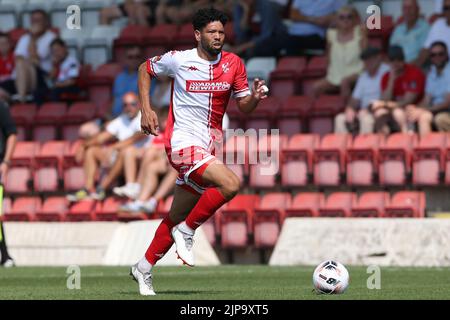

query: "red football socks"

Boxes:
[145, 216, 176, 265]
[185, 188, 227, 230]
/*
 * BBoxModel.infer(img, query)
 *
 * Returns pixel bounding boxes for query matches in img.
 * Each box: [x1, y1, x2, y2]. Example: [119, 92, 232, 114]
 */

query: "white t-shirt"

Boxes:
[423, 18, 450, 52]
[56, 55, 80, 83]
[352, 62, 390, 109]
[106, 112, 150, 148]
[14, 30, 57, 73]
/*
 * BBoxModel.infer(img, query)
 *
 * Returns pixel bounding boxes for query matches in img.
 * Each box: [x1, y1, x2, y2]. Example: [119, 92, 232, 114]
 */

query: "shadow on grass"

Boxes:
[119, 290, 222, 296]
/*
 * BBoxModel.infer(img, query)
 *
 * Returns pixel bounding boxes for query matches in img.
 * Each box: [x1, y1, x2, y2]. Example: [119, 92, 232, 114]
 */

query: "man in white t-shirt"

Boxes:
[335, 47, 389, 134]
[67, 92, 149, 202]
[417, 0, 450, 66]
[46, 38, 80, 102]
[13, 9, 57, 103]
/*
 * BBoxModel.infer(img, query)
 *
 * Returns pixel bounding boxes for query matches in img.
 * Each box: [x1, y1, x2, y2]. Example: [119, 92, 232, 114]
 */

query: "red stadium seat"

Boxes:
[143, 45, 166, 61]
[174, 23, 196, 49]
[244, 97, 281, 131]
[4, 197, 41, 221]
[87, 63, 122, 107]
[269, 57, 307, 101]
[384, 191, 426, 218]
[35, 102, 68, 124]
[11, 141, 39, 167]
[142, 24, 178, 48]
[220, 194, 260, 248]
[34, 141, 67, 192]
[10, 103, 38, 128]
[32, 126, 58, 143]
[379, 133, 417, 186]
[285, 192, 323, 217]
[301, 56, 328, 95]
[313, 134, 350, 186]
[2, 198, 12, 217]
[277, 96, 313, 136]
[308, 95, 345, 135]
[66, 200, 98, 221]
[113, 25, 149, 64]
[95, 197, 126, 221]
[226, 99, 243, 129]
[351, 192, 390, 218]
[63, 102, 97, 124]
[63, 140, 85, 191]
[36, 197, 69, 221]
[5, 168, 32, 193]
[412, 133, 446, 185]
[224, 134, 248, 183]
[253, 192, 291, 248]
[319, 192, 356, 217]
[367, 16, 394, 50]
[281, 134, 319, 187]
[249, 134, 288, 188]
[347, 134, 383, 186]
[62, 125, 81, 141]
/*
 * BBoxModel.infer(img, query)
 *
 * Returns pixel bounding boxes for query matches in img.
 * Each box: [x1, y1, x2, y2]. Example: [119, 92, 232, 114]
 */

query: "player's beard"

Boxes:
[201, 38, 222, 56]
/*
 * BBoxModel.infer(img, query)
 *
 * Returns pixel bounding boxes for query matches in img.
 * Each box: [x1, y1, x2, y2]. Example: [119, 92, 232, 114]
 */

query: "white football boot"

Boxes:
[171, 225, 195, 267]
[130, 264, 156, 296]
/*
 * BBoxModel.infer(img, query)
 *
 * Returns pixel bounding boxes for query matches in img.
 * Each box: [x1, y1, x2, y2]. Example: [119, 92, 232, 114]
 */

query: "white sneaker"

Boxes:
[141, 198, 158, 213]
[122, 183, 141, 200]
[113, 185, 128, 197]
[119, 200, 143, 213]
[171, 226, 195, 267]
[130, 264, 155, 296]
[2, 258, 15, 268]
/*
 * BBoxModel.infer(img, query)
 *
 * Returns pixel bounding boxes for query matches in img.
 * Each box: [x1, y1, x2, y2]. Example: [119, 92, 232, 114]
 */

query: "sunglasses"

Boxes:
[124, 101, 138, 107]
[430, 51, 446, 58]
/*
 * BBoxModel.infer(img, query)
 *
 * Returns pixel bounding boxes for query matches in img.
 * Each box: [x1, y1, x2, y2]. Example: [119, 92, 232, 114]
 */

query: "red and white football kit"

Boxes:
[146, 48, 250, 194]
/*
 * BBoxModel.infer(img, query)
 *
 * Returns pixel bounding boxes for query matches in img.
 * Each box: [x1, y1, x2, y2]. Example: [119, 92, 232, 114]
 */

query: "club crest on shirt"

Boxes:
[222, 62, 230, 73]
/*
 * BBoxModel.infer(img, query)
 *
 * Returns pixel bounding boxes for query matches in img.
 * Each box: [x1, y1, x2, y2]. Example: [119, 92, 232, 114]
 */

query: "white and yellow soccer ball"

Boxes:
[312, 260, 350, 294]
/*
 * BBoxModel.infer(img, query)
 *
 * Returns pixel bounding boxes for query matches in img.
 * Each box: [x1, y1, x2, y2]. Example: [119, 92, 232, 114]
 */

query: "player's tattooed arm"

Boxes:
[138, 62, 159, 136]
[236, 78, 268, 114]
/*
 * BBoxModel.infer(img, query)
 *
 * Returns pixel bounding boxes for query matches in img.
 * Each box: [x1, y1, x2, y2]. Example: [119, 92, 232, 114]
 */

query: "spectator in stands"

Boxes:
[67, 92, 147, 202]
[372, 45, 426, 134]
[78, 45, 143, 139]
[405, 41, 450, 136]
[100, 0, 162, 26]
[312, 5, 366, 100]
[0, 33, 16, 103]
[417, 0, 450, 66]
[285, 0, 346, 55]
[230, 0, 287, 57]
[0, 101, 17, 267]
[13, 9, 57, 103]
[35, 38, 80, 104]
[389, 0, 430, 65]
[334, 47, 389, 135]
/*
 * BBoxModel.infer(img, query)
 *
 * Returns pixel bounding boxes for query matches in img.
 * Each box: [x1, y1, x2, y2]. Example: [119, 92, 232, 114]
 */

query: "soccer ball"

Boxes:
[312, 260, 350, 294]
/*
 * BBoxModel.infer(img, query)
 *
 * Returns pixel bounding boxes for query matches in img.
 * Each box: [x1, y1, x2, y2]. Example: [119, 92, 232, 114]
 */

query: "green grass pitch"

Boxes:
[0, 265, 449, 300]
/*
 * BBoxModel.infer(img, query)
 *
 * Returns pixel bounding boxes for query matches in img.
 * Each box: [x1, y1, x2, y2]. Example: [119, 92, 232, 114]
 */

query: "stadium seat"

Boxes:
[7, 141, 39, 193]
[113, 25, 149, 64]
[281, 134, 319, 187]
[249, 134, 288, 188]
[35, 102, 68, 124]
[174, 23, 197, 50]
[244, 97, 281, 131]
[34, 141, 67, 192]
[277, 96, 313, 136]
[5, 167, 32, 193]
[319, 192, 356, 217]
[253, 192, 291, 248]
[220, 194, 260, 248]
[285, 192, 323, 217]
[10, 103, 38, 128]
[142, 23, 178, 48]
[87, 63, 121, 107]
[11, 141, 40, 167]
[32, 126, 58, 143]
[0, 5, 18, 32]
[63, 140, 85, 191]
[347, 134, 383, 186]
[95, 197, 128, 221]
[66, 199, 99, 221]
[269, 57, 306, 101]
[1, 198, 12, 220]
[412, 133, 446, 185]
[384, 191, 426, 218]
[379, 133, 418, 186]
[313, 134, 350, 186]
[351, 192, 390, 218]
[82, 38, 111, 71]
[246, 57, 277, 82]
[62, 125, 81, 142]
[4, 196, 41, 221]
[36, 197, 69, 221]
[63, 102, 97, 124]
[226, 99, 243, 129]
[308, 95, 345, 135]
[224, 134, 249, 183]
[301, 56, 328, 95]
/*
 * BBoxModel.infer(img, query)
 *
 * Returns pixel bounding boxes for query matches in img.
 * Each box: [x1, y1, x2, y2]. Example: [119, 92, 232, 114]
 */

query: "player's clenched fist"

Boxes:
[252, 78, 268, 101]
[141, 109, 159, 136]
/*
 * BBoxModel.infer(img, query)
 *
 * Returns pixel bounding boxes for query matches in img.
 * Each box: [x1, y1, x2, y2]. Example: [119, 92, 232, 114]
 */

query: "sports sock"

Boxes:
[137, 256, 153, 273]
[185, 188, 227, 231]
[144, 216, 176, 265]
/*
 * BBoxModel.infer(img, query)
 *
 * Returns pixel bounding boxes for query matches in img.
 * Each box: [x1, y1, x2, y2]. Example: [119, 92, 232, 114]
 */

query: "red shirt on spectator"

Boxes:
[381, 64, 425, 103]
[0, 51, 14, 82]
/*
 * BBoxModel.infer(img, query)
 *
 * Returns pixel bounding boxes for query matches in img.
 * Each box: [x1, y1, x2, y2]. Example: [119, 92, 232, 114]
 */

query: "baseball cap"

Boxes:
[387, 45, 405, 61]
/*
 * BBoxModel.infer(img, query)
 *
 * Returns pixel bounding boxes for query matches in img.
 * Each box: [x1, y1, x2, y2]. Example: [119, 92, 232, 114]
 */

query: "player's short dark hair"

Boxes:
[50, 38, 66, 48]
[192, 7, 228, 31]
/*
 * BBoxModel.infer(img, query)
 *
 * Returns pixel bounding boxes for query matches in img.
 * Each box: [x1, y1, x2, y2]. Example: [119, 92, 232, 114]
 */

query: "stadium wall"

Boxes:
[270, 218, 450, 267]
[4, 221, 220, 266]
